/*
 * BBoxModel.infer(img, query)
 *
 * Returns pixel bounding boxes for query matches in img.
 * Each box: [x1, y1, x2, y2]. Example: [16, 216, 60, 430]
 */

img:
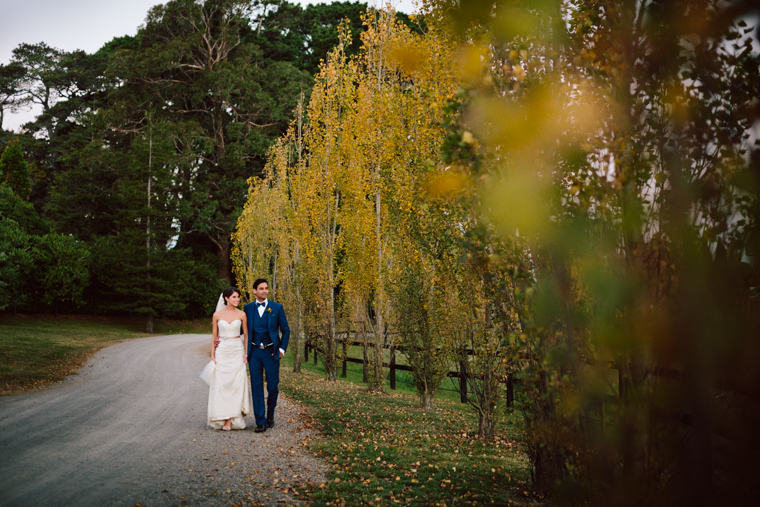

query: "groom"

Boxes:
[245, 278, 290, 433]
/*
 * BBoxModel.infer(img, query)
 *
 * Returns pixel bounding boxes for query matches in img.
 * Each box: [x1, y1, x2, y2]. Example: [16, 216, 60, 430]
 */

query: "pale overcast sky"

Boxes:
[1, 0, 418, 131]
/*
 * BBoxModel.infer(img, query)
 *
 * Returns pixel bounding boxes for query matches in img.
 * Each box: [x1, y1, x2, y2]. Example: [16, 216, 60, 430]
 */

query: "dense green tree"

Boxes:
[8, 43, 113, 206]
[31, 233, 91, 317]
[9, 43, 106, 140]
[0, 62, 24, 131]
[252, 1, 424, 76]
[0, 216, 33, 314]
[71, 109, 202, 330]
[0, 184, 51, 236]
[179, 253, 224, 321]
[0, 138, 31, 200]
[44, 125, 125, 240]
[0, 182, 49, 315]
[0, 183, 49, 236]
[104, 0, 310, 283]
[252, 0, 368, 75]
[91, 236, 201, 325]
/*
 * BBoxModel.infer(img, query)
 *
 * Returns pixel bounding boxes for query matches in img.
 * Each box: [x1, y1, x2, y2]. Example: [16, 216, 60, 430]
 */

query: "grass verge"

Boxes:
[288, 346, 467, 404]
[0, 313, 210, 395]
[279, 365, 537, 506]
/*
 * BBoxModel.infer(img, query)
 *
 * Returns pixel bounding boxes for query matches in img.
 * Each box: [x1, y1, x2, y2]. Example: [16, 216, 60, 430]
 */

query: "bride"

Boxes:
[205, 286, 252, 430]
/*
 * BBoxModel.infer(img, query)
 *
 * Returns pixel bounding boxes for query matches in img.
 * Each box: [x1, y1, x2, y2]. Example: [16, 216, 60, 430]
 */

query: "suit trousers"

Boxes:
[249, 346, 280, 426]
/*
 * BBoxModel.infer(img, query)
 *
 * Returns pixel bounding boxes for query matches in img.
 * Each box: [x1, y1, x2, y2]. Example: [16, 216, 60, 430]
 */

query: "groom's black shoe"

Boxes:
[255, 425, 266, 433]
[266, 418, 275, 429]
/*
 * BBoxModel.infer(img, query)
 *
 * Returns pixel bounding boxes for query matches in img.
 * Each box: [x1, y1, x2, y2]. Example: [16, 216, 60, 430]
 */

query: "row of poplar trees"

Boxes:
[233, 1, 760, 505]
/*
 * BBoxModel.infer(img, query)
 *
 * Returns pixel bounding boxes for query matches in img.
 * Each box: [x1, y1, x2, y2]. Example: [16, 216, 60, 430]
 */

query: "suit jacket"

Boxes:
[244, 300, 290, 358]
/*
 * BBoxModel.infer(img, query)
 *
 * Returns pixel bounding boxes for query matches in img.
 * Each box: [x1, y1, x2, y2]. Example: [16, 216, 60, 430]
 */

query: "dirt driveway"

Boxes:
[0, 334, 325, 506]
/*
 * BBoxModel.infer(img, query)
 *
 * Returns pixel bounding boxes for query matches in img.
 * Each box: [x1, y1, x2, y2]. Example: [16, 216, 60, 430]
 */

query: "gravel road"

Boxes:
[0, 334, 326, 507]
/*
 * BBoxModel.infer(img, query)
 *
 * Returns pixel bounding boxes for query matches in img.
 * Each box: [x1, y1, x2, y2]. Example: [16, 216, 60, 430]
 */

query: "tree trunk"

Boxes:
[292, 303, 303, 373]
[369, 337, 384, 392]
[478, 408, 495, 441]
[532, 443, 567, 495]
[146, 314, 153, 333]
[342, 334, 348, 378]
[421, 391, 435, 411]
[327, 343, 337, 381]
[325, 278, 338, 381]
[217, 235, 231, 285]
[362, 330, 369, 383]
[292, 329, 302, 373]
[459, 358, 469, 404]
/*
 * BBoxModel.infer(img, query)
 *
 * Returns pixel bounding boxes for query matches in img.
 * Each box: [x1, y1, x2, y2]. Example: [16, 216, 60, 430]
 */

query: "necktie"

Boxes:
[257, 302, 265, 308]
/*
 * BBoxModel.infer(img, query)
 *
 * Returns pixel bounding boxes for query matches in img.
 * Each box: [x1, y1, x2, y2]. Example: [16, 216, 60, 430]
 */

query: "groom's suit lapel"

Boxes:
[251, 303, 263, 336]
[263, 303, 272, 326]
[250, 303, 264, 347]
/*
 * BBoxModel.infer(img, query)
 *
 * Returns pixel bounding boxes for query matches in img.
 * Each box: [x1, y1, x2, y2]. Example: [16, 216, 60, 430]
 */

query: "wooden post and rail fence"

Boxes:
[302, 335, 758, 421]
[303, 335, 515, 406]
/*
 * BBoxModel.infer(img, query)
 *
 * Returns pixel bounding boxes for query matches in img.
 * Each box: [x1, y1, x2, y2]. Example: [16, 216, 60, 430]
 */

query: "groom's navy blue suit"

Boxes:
[245, 299, 290, 427]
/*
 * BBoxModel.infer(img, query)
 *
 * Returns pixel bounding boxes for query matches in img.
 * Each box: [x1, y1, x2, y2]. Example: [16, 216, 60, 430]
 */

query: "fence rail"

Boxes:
[303, 337, 758, 415]
[303, 338, 516, 406]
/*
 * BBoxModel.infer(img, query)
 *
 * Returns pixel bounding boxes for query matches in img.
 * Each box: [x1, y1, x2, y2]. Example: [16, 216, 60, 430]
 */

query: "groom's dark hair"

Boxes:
[253, 278, 268, 289]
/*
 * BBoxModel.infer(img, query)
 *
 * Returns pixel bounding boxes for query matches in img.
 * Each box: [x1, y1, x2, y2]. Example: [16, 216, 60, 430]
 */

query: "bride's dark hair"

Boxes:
[222, 286, 239, 304]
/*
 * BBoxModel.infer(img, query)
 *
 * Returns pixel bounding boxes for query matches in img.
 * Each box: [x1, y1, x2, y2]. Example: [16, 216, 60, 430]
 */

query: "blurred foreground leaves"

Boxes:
[431, 0, 760, 504]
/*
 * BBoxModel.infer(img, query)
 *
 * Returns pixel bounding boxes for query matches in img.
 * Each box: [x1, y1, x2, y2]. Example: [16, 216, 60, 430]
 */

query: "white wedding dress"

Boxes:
[206, 319, 252, 429]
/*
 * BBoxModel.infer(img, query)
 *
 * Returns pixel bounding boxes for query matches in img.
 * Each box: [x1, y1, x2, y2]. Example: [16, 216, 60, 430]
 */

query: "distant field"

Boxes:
[0, 314, 210, 395]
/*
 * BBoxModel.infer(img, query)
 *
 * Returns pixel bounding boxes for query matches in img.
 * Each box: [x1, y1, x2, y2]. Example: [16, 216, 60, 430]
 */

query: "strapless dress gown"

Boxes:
[206, 319, 252, 429]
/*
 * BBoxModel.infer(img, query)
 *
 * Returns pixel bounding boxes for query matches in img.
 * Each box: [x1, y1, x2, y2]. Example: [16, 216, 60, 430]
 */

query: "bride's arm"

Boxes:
[211, 314, 218, 363]
[242, 313, 249, 362]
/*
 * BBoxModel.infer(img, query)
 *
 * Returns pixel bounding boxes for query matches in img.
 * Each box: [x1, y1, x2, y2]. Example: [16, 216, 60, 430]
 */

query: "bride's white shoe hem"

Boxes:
[208, 414, 248, 430]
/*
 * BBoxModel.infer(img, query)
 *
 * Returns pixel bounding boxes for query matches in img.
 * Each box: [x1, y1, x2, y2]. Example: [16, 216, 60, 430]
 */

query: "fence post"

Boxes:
[459, 359, 468, 403]
[342, 337, 348, 378]
[362, 338, 368, 383]
[506, 374, 514, 408]
[389, 344, 396, 390]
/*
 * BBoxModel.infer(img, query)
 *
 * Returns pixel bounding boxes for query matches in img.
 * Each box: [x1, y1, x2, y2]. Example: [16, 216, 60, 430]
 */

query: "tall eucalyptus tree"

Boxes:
[108, 0, 310, 283]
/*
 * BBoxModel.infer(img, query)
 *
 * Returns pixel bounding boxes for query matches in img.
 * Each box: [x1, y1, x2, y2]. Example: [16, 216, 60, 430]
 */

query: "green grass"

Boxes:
[285, 345, 467, 404]
[280, 354, 537, 506]
[0, 314, 210, 395]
